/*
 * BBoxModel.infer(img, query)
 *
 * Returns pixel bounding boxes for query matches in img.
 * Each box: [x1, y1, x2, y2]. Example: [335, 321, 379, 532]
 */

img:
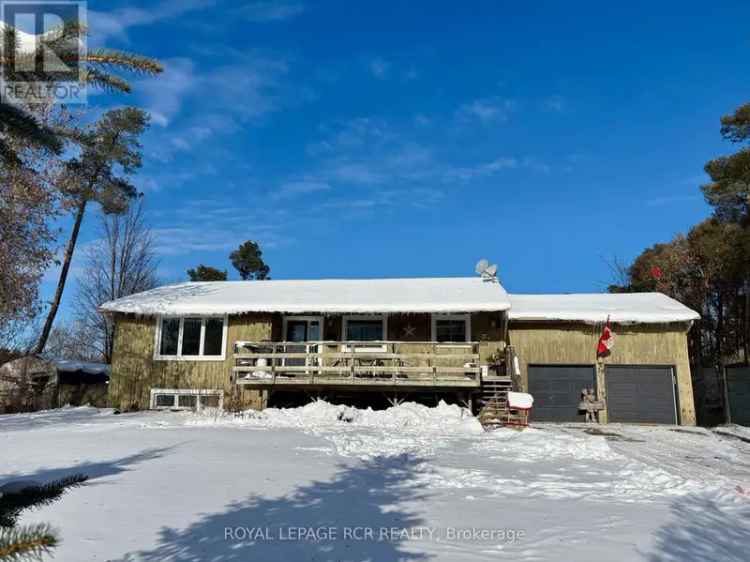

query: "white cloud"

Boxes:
[88, 0, 215, 44]
[457, 97, 516, 123]
[138, 53, 289, 162]
[272, 181, 332, 200]
[138, 57, 197, 127]
[237, 1, 306, 22]
[150, 201, 292, 257]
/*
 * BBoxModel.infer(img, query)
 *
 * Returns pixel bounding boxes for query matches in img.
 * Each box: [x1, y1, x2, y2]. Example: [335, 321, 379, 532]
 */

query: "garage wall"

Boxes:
[508, 321, 695, 425]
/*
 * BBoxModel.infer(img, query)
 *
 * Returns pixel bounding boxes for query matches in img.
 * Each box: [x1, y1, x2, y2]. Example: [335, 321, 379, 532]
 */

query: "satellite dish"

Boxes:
[475, 259, 499, 281]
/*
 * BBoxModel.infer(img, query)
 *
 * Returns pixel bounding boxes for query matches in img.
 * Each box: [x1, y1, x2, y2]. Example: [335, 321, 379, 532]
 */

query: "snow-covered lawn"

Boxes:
[2, 403, 750, 562]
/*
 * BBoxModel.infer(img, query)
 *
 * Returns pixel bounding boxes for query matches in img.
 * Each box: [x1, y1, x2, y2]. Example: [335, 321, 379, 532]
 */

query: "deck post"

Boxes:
[271, 344, 276, 384]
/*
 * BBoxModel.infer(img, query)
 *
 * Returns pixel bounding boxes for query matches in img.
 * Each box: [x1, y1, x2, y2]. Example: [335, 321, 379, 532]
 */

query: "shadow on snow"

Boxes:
[0, 447, 174, 488]
[119, 453, 432, 562]
[646, 492, 750, 562]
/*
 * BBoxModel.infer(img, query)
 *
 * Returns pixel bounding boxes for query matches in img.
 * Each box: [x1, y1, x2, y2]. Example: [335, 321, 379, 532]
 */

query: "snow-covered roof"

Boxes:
[100, 277, 511, 315]
[507, 293, 700, 324]
[53, 360, 110, 375]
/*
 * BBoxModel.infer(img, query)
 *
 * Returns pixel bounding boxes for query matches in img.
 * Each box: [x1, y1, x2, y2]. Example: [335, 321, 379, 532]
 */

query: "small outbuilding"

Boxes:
[0, 357, 109, 413]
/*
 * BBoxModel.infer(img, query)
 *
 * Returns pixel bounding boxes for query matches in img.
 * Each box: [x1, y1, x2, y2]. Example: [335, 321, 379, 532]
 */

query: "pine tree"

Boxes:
[187, 265, 228, 281]
[0, 474, 87, 561]
[702, 102, 750, 223]
[0, 21, 162, 164]
[34, 108, 149, 355]
[230, 241, 270, 280]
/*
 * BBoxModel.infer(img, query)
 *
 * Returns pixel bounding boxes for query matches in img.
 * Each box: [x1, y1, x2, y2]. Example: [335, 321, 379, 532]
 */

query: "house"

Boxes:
[100, 277, 700, 425]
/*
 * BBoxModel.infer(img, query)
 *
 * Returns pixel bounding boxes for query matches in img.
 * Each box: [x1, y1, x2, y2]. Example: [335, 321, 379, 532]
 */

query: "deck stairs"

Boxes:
[477, 377, 513, 429]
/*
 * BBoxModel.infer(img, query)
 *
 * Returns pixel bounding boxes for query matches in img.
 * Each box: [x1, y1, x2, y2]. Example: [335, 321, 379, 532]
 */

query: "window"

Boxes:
[204, 319, 224, 356]
[155, 316, 227, 360]
[343, 315, 386, 341]
[431, 314, 470, 343]
[160, 318, 179, 356]
[154, 394, 175, 408]
[150, 389, 224, 410]
[182, 318, 202, 356]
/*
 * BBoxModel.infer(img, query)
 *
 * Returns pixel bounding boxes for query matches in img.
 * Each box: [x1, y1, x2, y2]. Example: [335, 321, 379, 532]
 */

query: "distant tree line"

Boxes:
[611, 101, 750, 371]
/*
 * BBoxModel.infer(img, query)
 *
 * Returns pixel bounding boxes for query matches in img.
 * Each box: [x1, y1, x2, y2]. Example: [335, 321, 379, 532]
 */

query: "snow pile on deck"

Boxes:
[187, 400, 483, 434]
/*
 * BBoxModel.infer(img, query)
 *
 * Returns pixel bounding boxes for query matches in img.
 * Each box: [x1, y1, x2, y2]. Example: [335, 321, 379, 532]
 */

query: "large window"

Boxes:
[343, 315, 386, 341]
[155, 316, 227, 360]
[432, 314, 470, 343]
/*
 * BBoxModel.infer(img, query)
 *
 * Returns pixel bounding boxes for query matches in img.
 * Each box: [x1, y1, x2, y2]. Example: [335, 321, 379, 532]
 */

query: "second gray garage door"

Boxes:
[727, 366, 750, 426]
[527, 365, 595, 422]
[605, 366, 677, 424]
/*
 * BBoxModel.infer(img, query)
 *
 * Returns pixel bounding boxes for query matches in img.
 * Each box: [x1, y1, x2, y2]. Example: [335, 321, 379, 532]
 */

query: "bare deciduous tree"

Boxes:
[74, 200, 159, 362]
[44, 321, 100, 362]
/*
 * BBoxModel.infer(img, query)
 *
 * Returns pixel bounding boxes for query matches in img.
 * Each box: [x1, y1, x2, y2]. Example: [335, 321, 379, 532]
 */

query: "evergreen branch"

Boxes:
[80, 68, 131, 94]
[0, 474, 88, 528]
[0, 103, 63, 155]
[0, 524, 58, 562]
[85, 49, 163, 75]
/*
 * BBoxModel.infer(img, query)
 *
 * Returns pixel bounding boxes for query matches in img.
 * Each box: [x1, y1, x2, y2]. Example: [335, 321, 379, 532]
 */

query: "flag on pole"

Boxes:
[597, 316, 614, 356]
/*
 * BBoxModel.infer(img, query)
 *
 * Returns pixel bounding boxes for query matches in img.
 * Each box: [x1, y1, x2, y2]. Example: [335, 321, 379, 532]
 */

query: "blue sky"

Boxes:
[45, 0, 750, 318]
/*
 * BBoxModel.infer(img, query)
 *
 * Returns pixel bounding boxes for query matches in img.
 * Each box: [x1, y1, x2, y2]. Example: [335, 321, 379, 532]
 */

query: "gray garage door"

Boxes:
[605, 366, 677, 424]
[727, 366, 750, 426]
[527, 365, 595, 422]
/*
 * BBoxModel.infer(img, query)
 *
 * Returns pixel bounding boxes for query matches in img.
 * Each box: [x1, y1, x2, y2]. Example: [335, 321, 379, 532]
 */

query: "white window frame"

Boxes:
[153, 315, 228, 361]
[281, 315, 324, 371]
[431, 313, 471, 344]
[341, 314, 388, 352]
[150, 388, 224, 410]
[282, 315, 324, 342]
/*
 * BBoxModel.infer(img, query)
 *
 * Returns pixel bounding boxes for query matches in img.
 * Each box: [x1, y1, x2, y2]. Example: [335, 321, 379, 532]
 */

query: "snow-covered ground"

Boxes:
[2, 403, 750, 561]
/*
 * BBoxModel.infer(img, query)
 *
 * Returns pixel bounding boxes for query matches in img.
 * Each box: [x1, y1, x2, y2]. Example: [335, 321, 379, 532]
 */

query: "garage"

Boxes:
[527, 365, 595, 422]
[605, 366, 677, 424]
[726, 365, 750, 426]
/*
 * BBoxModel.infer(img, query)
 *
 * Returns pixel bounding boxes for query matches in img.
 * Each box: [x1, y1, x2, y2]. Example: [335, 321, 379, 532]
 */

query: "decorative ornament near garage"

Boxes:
[402, 324, 416, 338]
[475, 259, 498, 281]
[597, 316, 615, 357]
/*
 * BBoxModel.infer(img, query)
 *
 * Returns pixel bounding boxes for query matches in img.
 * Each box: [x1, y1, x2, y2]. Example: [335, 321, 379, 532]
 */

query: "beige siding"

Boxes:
[509, 321, 696, 425]
[110, 311, 508, 410]
[109, 313, 273, 411]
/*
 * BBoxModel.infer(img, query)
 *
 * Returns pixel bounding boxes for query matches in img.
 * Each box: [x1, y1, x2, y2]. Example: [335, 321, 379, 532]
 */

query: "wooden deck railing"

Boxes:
[231, 341, 482, 388]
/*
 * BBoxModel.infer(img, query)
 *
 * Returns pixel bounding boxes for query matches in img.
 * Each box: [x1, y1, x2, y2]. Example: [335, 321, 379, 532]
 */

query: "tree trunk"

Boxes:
[34, 199, 88, 355]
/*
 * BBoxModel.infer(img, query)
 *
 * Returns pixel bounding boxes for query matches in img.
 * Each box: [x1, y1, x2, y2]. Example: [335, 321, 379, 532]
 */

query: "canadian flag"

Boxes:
[597, 317, 614, 356]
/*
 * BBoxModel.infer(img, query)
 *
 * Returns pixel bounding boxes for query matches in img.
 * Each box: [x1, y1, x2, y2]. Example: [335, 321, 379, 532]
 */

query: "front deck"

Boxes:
[231, 341, 485, 389]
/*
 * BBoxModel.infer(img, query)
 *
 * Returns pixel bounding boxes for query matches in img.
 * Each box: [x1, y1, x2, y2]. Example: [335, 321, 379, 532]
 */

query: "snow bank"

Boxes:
[187, 400, 482, 434]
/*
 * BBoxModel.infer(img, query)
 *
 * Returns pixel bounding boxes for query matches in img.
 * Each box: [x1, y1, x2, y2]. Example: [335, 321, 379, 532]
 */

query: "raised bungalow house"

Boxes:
[100, 277, 700, 425]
